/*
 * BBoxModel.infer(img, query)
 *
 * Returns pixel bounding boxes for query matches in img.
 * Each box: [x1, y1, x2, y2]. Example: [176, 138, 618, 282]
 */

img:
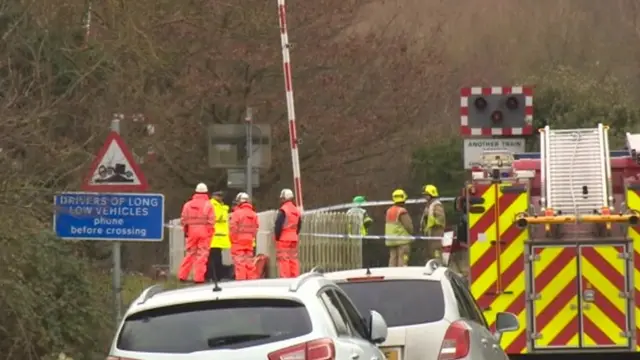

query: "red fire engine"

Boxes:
[466, 124, 640, 356]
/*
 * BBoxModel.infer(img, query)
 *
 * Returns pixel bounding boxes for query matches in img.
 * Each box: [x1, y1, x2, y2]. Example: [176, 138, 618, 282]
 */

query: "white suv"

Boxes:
[107, 271, 389, 360]
[324, 261, 520, 360]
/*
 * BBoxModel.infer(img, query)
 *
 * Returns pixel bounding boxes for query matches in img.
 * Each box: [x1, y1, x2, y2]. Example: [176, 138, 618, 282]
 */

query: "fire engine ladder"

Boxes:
[540, 124, 611, 216]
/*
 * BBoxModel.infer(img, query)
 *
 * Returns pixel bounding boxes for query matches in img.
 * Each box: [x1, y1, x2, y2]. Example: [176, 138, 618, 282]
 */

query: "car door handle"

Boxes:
[350, 353, 360, 360]
[481, 338, 489, 345]
[492, 344, 500, 350]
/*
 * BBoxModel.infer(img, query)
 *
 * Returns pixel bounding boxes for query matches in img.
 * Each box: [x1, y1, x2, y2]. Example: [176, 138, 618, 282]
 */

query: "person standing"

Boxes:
[274, 188, 302, 278]
[207, 190, 230, 282]
[419, 184, 446, 262]
[229, 192, 259, 280]
[385, 189, 414, 267]
[346, 195, 373, 236]
[178, 183, 215, 283]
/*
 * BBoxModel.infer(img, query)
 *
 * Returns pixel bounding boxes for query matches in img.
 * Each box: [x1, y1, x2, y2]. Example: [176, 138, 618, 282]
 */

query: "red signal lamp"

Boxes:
[506, 96, 519, 110]
[491, 110, 503, 123]
[474, 97, 487, 111]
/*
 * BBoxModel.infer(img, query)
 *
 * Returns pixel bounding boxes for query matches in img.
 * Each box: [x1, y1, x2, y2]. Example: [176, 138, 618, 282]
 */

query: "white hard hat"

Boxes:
[280, 188, 294, 201]
[195, 183, 208, 193]
[235, 192, 250, 203]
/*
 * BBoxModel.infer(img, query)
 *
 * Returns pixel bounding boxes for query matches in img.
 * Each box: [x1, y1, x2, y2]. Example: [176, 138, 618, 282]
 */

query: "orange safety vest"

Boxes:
[279, 201, 300, 243]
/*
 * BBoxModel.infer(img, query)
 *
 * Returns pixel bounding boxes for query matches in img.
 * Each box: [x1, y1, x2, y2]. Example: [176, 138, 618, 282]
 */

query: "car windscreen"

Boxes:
[337, 279, 444, 327]
[117, 298, 312, 353]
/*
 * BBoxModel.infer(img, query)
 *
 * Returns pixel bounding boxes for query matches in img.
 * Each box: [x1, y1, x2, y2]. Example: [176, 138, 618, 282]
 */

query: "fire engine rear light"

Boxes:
[346, 276, 384, 282]
[506, 96, 519, 110]
[268, 338, 335, 360]
[438, 320, 470, 360]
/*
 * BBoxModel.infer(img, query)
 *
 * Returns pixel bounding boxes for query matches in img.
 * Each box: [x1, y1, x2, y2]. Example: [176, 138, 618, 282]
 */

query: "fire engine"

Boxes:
[466, 124, 640, 356]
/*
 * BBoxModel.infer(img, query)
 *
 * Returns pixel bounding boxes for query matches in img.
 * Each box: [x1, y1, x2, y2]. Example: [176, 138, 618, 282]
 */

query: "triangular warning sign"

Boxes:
[81, 131, 149, 192]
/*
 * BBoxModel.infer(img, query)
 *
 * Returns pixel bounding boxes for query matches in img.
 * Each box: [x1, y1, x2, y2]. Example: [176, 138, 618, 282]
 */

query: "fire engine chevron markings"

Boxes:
[629, 189, 640, 350]
[546, 311, 579, 347]
[631, 225, 640, 349]
[581, 247, 626, 324]
[487, 246, 570, 352]
[476, 229, 528, 318]
[535, 259, 578, 346]
[580, 248, 626, 345]
[470, 189, 524, 296]
[531, 248, 577, 346]
[583, 316, 614, 345]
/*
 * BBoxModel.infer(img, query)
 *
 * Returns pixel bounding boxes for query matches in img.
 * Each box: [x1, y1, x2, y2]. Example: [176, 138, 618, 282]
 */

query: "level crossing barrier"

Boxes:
[167, 197, 455, 277]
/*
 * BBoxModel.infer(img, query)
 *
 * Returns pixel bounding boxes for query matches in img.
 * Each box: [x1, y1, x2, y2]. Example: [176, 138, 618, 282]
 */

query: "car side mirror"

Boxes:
[368, 310, 388, 344]
[495, 312, 519, 333]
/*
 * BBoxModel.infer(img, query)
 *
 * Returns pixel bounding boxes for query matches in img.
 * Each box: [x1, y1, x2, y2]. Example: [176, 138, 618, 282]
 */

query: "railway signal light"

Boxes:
[460, 86, 533, 136]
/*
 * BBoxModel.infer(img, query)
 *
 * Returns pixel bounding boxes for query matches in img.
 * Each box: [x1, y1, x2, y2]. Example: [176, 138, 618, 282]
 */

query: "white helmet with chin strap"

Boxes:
[235, 192, 250, 204]
[280, 188, 294, 201]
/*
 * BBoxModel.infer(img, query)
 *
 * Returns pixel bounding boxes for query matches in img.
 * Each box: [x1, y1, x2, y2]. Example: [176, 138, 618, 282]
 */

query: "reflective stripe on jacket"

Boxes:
[279, 201, 300, 243]
[210, 199, 230, 249]
[384, 205, 411, 247]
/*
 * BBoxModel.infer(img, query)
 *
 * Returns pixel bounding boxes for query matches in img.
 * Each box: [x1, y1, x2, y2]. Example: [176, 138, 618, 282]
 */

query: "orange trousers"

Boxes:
[231, 247, 256, 280]
[178, 235, 210, 283]
[276, 241, 299, 278]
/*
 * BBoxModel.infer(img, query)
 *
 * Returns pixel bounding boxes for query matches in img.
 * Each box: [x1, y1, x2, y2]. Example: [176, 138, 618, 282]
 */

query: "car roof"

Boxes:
[323, 266, 448, 282]
[127, 276, 333, 315]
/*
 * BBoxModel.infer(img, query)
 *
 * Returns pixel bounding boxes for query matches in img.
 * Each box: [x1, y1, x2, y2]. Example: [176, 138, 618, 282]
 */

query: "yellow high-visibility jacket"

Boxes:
[210, 199, 230, 249]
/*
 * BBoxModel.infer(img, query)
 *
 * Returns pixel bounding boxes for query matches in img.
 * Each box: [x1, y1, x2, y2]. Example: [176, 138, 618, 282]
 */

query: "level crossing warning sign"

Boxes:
[463, 138, 525, 169]
[82, 131, 148, 192]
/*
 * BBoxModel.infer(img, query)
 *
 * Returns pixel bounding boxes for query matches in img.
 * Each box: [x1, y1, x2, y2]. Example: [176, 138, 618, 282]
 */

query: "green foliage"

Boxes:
[528, 66, 640, 149]
[0, 232, 111, 359]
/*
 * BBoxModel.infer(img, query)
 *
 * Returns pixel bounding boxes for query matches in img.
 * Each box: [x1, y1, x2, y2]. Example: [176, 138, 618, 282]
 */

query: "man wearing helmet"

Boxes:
[229, 192, 259, 280]
[346, 195, 373, 237]
[419, 184, 446, 262]
[274, 188, 302, 277]
[178, 183, 215, 283]
[385, 189, 414, 267]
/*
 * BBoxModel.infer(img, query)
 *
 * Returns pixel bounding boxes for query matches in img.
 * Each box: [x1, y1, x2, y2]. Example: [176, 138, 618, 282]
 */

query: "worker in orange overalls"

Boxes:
[229, 192, 259, 280]
[178, 183, 215, 283]
[274, 188, 302, 278]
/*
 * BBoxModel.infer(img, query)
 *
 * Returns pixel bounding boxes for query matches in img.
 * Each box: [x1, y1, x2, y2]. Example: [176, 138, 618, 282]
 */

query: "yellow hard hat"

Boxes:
[422, 184, 439, 197]
[392, 189, 408, 203]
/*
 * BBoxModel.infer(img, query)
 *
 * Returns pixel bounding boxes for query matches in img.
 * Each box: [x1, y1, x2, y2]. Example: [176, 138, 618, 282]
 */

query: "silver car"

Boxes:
[107, 273, 389, 360]
[324, 261, 519, 360]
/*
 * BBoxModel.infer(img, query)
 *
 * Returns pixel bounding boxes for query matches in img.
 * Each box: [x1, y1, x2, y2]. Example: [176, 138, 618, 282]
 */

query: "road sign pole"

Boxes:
[245, 108, 253, 199]
[110, 116, 123, 327]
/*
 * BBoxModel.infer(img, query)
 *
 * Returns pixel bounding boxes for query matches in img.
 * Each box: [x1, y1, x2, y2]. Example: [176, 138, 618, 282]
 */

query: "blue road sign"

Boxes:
[54, 192, 164, 241]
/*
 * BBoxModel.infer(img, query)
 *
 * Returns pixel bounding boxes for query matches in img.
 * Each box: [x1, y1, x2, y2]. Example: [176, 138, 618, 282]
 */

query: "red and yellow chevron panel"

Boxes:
[469, 183, 529, 354]
[469, 183, 498, 306]
[531, 246, 579, 348]
[530, 244, 630, 350]
[579, 245, 629, 347]
[625, 185, 640, 350]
